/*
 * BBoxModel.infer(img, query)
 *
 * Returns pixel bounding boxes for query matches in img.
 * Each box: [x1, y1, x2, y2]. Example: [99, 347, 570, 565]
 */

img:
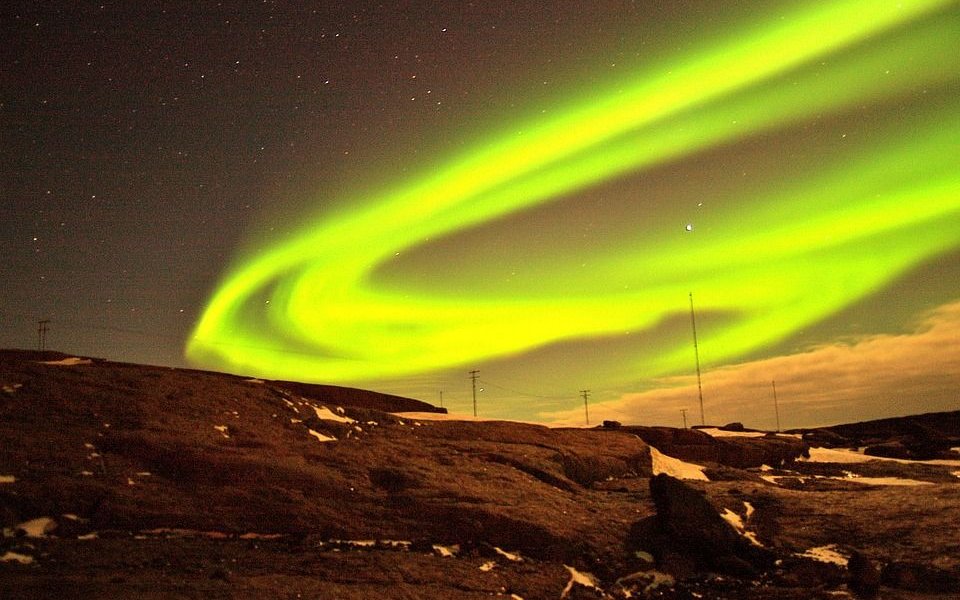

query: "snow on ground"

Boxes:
[697, 428, 768, 438]
[479, 561, 496, 572]
[0, 475, 15, 484]
[311, 405, 355, 424]
[327, 539, 412, 550]
[392, 411, 532, 424]
[796, 544, 849, 567]
[721, 507, 764, 547]
[649, 446, 709, 481]
[39, 357, 92, 366]
[803, 447, 960, 467]
[308, 429, 336, 443]
[2, 383, 22, 393]
[841, 476, 933, 486]
[213, 425, 230, 438]
[762, 473, 934, 487]
[561, 565, 601, 599]
[15, 517, 56, 538]
[1, 551, 34, 565]
[432, 544, 459, 557]
[953, 471, 960, 479]
[243, 378, 265, 384]
[720, 508, 744, 531]
[494, 547, 523, 562]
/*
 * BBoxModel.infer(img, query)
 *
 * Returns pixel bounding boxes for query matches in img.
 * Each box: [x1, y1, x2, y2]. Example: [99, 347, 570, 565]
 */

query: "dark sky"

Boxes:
[3, 1, 958, 428]
[3, 0, 670, 364]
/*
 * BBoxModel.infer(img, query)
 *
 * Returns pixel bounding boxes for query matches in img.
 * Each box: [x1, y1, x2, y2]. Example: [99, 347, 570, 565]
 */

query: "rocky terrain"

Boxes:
[1, 349, 959, 599]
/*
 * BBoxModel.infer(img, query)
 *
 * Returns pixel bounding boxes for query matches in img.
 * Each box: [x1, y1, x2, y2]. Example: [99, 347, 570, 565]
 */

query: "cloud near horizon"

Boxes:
[543, 300, 960, 430]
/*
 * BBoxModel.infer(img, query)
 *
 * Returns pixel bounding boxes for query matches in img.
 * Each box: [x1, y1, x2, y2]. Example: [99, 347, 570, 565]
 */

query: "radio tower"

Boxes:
[689, 293, 705, 425]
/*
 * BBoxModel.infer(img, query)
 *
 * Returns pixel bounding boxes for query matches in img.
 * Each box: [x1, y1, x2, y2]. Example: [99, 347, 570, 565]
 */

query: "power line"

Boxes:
[469, 370, 479, 417]
[477, 377, 571, 401]
[37, 319, 50, 351]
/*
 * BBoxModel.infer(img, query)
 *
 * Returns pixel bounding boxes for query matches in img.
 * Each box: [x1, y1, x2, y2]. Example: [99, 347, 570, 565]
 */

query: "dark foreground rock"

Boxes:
[3, 350, 960, 599]
[628, 474, 773, 579]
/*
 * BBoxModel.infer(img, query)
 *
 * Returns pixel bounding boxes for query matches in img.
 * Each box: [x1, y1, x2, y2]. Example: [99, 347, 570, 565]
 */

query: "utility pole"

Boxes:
[772, 380, 781, 432]
[681, 408, 688, 429]
[689, 293, 705, 425]
[469, 370, 479, 417]
[37, 319, 50, 351]
[439, 390, 444, 409]
[580, 390, 591, 425]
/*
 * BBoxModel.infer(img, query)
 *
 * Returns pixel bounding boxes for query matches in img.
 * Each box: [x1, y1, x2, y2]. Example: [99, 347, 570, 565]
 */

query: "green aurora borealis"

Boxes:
[187, 0, 960, 421]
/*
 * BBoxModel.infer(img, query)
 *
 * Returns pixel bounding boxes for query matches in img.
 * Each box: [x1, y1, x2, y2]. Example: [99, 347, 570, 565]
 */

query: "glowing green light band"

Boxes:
[187, 0, 960, 386]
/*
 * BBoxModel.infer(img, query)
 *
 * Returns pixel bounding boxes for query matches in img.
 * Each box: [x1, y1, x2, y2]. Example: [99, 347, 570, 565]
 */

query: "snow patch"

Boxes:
[561, 565, 601, 599]
[721, 508, 744, 531]
[843, 476, 933, 486]
[17, 517, 56, 538]
[797, 544, 849, 567]
[698, 428, 767, 438]
[238, 533, 283, 540]
[721, 508, 764, 547]
[78, 532, 99, 540]
[649, 446, 709, 481]
[308, 429, 336, 443]
[804, 447, 960, 467]
[311, 405, 355, 424]
[2, 383, 22, 394]
[479, 561, 496, 572]
[744, 501, 755, 519]
[328, 539, 411, 550]
[1, 551, 34, 564]
[39, 357, 91, 366]
[0, 475, 15, 484]
[494, 547, 522, 562]
[952, 471, 960, 479]
[244, 378, 265, 384]
[213, 425, 229, 438]
[432, 544, 459, 557]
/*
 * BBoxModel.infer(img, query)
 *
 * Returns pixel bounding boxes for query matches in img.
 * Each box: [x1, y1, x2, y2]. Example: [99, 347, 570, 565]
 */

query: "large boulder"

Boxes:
[628, 474, 773, 578]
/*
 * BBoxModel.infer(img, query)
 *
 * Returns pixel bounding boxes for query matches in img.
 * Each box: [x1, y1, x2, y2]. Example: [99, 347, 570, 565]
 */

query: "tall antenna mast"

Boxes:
[772, 380, 781, 432]
[689, 293, 705, 425]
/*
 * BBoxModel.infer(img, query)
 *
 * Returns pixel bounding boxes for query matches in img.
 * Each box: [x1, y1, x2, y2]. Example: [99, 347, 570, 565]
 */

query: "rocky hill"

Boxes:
[1, 350, 959, 599]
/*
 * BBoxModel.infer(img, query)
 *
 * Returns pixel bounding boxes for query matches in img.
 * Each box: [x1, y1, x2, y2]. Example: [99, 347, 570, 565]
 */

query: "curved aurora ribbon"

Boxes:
[187, 0, 960, 384]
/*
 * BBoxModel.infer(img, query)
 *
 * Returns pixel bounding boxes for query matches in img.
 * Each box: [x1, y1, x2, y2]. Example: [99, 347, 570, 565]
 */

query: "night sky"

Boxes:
[3, 1, 958, 429]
